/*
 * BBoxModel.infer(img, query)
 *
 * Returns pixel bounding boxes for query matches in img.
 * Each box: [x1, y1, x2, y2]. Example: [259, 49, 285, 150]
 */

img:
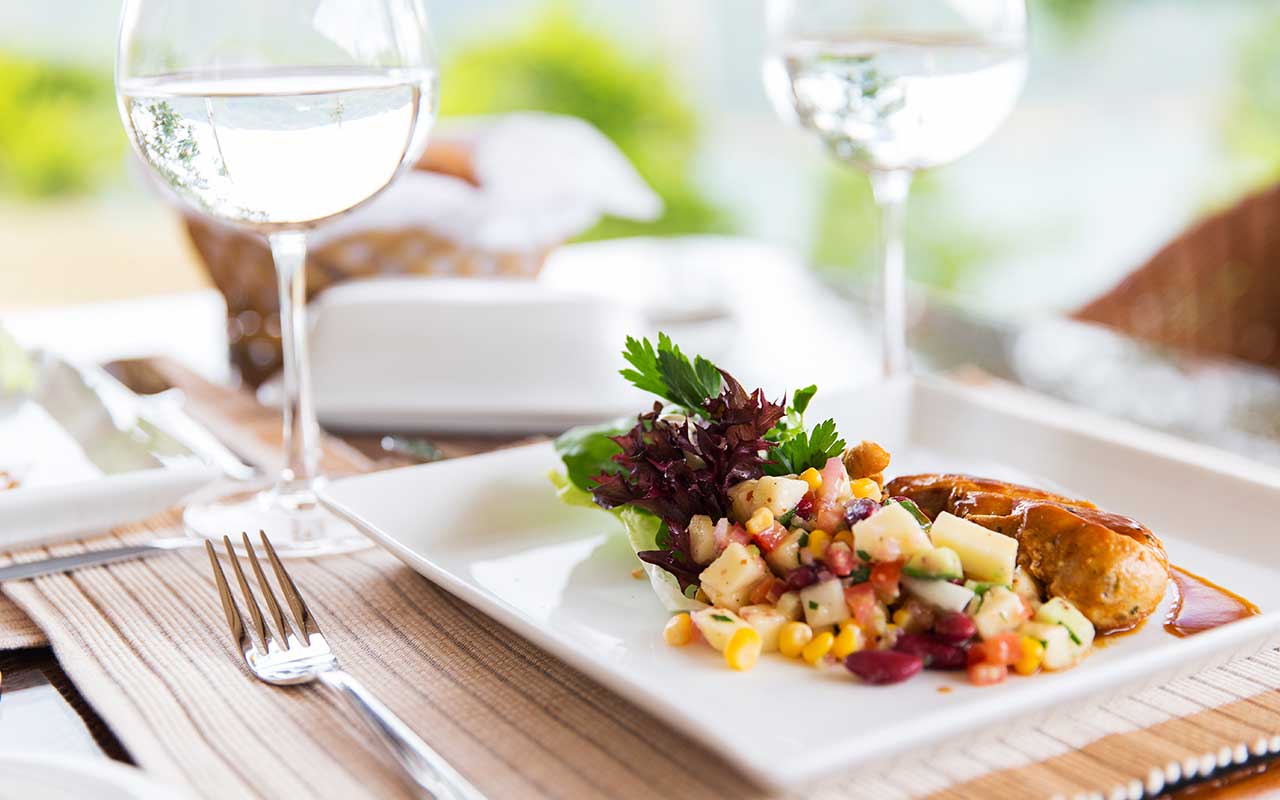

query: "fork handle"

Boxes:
[319, 670, 485, 800]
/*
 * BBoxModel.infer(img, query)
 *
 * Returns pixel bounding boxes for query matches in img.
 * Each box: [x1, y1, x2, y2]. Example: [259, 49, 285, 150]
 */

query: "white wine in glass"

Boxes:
[117, 1, 437, 555]
[764, 1, 1027, 376]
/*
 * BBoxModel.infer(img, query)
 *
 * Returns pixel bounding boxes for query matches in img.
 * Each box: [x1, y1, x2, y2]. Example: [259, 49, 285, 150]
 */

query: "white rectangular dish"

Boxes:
[0, 350, 219, 549]
[320, 376, 1280, 790]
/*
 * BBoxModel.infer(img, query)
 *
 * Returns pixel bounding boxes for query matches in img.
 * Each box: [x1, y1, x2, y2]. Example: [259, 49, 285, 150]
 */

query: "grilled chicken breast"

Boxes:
[886, 474, 1169, 632]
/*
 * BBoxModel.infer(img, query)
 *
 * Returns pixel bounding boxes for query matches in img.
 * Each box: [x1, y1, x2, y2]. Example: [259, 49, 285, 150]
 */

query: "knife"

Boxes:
[0, 538, 200, 582]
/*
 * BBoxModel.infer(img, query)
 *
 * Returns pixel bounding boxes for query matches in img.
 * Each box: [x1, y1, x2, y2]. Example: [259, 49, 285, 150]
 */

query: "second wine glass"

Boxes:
[116, 0, 438, 555]
[764, 0, 1027, 376]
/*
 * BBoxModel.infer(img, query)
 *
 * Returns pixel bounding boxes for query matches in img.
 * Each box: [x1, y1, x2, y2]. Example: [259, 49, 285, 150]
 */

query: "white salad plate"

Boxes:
[321, 376, 1280, 790]
[0, 752, 192, 800]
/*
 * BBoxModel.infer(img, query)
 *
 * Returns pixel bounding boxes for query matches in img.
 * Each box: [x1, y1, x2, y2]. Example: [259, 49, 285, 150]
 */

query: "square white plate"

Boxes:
[321, 376, 1280, 790]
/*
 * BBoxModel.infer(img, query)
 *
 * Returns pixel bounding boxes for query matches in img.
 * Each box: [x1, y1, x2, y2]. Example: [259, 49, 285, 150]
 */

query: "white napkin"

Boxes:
[311, 112, 663, 252]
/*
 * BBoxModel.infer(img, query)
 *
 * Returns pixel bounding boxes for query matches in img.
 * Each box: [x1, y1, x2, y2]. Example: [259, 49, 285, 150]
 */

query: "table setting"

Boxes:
[5, 0, 1280, 798]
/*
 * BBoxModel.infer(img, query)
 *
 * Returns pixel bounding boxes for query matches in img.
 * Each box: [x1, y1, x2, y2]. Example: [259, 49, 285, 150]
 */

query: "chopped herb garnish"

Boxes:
[777, 509, 796, 527]
[1059, 622, 1082, 645]
[808, 600, 819, 610]
[856, 549, 872, 562]
[711, 613, 732, 623]
[798, 532, 810, 548]
[846, 564, 871, 584]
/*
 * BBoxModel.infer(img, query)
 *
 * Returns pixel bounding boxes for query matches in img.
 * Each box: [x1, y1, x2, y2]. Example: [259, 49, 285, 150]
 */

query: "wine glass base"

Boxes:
[183, 479, 371, 557]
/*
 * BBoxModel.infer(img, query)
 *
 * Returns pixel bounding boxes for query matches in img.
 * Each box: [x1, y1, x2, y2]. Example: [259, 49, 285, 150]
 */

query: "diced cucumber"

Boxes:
[889, 498, 933, 529]
[799, 578, 851, 628]
[963, 579, 1008, 596]
[972, 585, 1030, 641]
[929, 512, 1018, 584]
[902, 546, 963, 580]
[901, 575, 975, 614]
[1034, 597, 1095, 650]
[1018, 621, 1081, 670]
[691, 607, 752, 652]
[852, 503, 932, 562]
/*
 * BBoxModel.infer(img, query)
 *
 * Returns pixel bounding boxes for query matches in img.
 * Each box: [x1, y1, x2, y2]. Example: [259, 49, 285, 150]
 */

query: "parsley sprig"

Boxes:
[620, 333, 722, 415]
[762, 385, 845, 476]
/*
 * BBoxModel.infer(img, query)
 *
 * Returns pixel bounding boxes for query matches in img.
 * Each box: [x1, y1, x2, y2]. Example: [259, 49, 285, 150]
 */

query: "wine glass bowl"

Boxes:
[116, 0, 437, 556]
[764, 0, 1027, 375]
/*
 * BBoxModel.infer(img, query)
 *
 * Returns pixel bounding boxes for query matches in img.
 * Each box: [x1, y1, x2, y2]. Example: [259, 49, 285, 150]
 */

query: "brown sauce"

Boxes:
[1164, 565, 1260, 637]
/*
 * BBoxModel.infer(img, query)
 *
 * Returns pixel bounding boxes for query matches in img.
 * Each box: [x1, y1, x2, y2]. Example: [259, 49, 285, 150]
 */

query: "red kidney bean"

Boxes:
[894, 633, 967, 671]
[785, 566, 817, 591]
[933, 611, 977, 645]
[844, 498, 879, 526]
[795, 494, 815, 518]
[845, 650, 924, 684]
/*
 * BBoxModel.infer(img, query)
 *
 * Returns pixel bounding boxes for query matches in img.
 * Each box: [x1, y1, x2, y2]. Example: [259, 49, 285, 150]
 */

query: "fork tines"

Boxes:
[205, 531, 318, 653]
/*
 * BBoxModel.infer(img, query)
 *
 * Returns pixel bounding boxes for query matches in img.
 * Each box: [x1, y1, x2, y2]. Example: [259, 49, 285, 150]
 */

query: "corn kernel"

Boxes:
[850, 478, 883, 502]
[892, 608, 912, 628]
[799, 467, 823, 492]
[724, 627, 762, 671]
[745, 507, 775, 536]
[663, 613, 693, 647]
[833, 530, 855, 548]
[801, 631, 835, 666]
[777, 621, 813, 658]
[1013, 635, 1045, 676]
[806, 529, 830, 558]
[832, 624, 865, 658]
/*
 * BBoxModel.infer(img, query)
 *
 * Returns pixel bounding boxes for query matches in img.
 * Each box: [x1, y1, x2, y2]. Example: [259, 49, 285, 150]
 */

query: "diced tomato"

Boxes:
[870, 560, 903, 604]
[975, 633, 1022, 666]
[749, 577, 783, 606]
[825, 542, 855, 577]
[726, 523, 752, 547]
[814, 501, 845, 535]
[751, 522, 789, 553]
[844, 583, 879, 629]
[795, 492, 815, 520]
[967, 661, 1007, 686]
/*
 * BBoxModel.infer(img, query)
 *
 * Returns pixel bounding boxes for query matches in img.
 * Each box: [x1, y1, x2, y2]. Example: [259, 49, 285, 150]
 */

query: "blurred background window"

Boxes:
[1, 0, 1278, 318]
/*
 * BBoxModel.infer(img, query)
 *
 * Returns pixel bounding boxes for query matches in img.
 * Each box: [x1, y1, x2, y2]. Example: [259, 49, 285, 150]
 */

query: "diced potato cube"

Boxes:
[728, 477, 809, 521]
[728, 480, 758, 522]
[1011, 566, 1043, 613]
[740, 604, 789, 653]
[699, 542, 768, 611]
[1018, 621, 1081, 670]
[774, 591, 804, 621]
[903, 546, 963, 580]
[929, 512, 1018, 584]
[902, 575, 975, 614]
[1034, 597, 1095, 650]
[800, 578, 851, 628]
[691, 607, 752, 652]
[852, 503, 931, 562]
[765, 529, 805, 575]
[688, 515, 717, 566]
[972, 585, 1030, 641]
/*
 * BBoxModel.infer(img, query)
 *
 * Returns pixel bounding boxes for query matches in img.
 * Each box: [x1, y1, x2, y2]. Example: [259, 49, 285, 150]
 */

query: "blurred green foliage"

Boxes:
[811, 167, 997, 292]
[439, 1, 731, 239]
[0, 52, 123, 198]
[1224, 12, 1280, 188]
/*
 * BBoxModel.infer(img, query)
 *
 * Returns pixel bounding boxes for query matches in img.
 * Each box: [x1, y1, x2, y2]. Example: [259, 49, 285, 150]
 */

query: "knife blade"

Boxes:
[0, 538, 199, 582]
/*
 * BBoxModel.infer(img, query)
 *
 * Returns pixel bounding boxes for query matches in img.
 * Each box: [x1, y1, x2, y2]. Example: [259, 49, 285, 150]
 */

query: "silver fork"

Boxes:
[205, 532, 485, 800]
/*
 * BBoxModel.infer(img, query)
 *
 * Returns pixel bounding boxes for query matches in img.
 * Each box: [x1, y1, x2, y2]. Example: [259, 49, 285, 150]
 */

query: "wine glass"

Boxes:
[764, 0, 1027, 376]
[116, 0, 437, 555]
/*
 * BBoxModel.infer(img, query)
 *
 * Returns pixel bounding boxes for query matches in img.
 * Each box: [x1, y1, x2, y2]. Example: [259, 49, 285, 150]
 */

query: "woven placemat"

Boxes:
[2, 361, 1280, 799]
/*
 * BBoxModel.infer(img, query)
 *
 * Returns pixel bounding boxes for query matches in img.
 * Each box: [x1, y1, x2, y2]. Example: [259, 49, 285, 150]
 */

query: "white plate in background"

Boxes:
[321, 376, 1280, 789]
[0, 753, 191, 800]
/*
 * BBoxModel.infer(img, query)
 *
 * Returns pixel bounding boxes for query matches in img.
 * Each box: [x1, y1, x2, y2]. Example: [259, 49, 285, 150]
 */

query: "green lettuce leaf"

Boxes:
[549, 471, 705, 612]
[552, 417, 628, 492]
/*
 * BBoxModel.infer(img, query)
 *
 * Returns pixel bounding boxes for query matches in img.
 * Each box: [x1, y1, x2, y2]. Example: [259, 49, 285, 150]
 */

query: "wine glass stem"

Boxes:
[869, 169, 913, 378]
[269, 230, 321, 495]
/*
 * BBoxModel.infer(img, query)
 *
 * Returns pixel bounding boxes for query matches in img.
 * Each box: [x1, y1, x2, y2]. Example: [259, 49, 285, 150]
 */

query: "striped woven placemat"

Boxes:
[2, 360, 1279, 799]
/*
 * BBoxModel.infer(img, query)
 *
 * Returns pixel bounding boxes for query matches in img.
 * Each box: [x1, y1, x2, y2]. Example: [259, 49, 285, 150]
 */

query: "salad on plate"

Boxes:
[552, 335, 1170, 686]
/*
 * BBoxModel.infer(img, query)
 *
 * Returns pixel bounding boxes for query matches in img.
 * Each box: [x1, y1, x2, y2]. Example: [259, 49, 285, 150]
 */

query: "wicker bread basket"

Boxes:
[1074, 181, 1280, 372]
[186, 140, 551, 387]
